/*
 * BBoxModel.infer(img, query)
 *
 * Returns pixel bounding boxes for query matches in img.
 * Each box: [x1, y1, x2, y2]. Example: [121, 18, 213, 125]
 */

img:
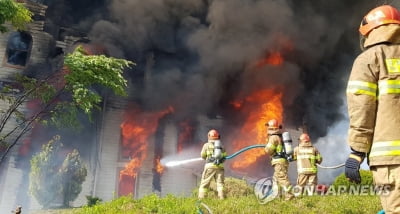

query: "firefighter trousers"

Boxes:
[296, 173, 317, 196]
[372, 165, 400, 214]
[198, 167, 224, 199]
[273, 162, 294, 200]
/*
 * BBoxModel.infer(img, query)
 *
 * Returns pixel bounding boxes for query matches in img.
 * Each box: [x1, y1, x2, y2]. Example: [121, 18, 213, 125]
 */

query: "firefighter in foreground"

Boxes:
[198, 129, 227, 199]
[345, 5, 400, 213]
[264, 119, 294, 201]
[293, 133, 322, 196]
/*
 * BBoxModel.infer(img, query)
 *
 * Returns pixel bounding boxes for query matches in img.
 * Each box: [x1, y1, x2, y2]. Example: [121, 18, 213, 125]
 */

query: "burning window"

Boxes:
[4, 32, 32, 67]
[118, 167, 136, 197]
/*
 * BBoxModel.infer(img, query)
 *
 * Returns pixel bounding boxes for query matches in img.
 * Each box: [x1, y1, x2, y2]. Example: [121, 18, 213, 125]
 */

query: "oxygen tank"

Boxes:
[282, 132, 293, 161]
[213, 140, 223, 160]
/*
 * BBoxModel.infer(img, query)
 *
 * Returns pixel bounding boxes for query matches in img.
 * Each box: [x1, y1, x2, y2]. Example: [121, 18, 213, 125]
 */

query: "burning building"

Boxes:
[0, 1, 53, 212]
[0, 0, 397, 212]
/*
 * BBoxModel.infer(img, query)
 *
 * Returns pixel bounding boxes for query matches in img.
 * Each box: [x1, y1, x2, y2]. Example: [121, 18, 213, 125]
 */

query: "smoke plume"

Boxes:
[84, 0, 391, 178]
[85, 0, 377, 135]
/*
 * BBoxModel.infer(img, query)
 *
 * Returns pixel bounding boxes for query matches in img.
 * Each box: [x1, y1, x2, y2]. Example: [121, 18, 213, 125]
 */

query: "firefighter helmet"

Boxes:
[266, 119, 280, 130]
[299, 133, 310, 142]
[208, 129, 220, 140]
[359, 5, 400, 36]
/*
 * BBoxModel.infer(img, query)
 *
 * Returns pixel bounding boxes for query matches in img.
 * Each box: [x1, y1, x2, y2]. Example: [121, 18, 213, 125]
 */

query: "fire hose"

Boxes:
[193, 144, 344, 213]
[317, 163, 345, 169]
[226, 144, 345, 169]
[196, 201, 213, 214]
[225, 144, 265, 159]
[195, 145, 266, 214]
[165, 144, 345, 168]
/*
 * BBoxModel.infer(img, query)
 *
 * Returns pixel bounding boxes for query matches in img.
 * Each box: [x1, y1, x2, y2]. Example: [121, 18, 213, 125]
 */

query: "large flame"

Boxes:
[231, 88, 283, 170]
[119, 106, 173, 179]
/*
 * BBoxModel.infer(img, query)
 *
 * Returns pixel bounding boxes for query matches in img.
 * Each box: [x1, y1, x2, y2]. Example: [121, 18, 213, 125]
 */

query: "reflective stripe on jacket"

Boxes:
[265, 133, 288, 165]
[293, 143, 322, 174]
[200, 141, 227, 169]
[347, 24, 400, 166]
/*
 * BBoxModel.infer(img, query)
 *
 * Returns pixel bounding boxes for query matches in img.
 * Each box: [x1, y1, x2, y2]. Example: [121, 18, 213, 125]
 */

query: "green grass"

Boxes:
[31, 177, 382, 214]
[32, 193, 382, 214]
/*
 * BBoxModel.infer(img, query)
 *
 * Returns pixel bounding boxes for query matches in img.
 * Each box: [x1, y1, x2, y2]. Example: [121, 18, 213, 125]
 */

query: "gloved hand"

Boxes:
[215, 157, 225, 165]
[345, 150, 365, 184]
[207, 157, 216, 163]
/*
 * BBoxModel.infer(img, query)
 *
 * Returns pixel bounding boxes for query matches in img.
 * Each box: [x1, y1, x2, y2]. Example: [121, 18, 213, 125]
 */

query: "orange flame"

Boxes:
[230, 100, 243, 109]
[254, 34, 293, 68]
[255, 51, 284, 68]
[154, 156, 164, 174]
[177, 120, 194, 153]
[119, 106, 173, 179]
[231, 88, 283, 170]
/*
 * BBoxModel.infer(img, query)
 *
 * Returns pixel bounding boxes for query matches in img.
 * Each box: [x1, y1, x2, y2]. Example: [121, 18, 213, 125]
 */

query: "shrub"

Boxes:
[192, 177, 253, 198]
[86, 195, 102, 207]
[29, 136, 87, 208]
[332, 170, 374, 193]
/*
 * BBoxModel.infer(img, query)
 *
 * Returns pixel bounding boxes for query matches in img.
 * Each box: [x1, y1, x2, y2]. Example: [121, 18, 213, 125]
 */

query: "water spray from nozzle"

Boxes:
[162, 144, 267, 167]
[164, 157, 203, 167]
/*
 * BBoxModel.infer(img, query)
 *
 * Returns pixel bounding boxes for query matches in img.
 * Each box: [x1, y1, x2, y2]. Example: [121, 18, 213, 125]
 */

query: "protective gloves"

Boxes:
[215, 157, 226, 165]
[207, 157, 216, 163]
[345, 149, 366, 184]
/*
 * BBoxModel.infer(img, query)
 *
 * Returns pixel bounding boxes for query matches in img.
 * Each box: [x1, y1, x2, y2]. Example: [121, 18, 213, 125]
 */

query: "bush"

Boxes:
[332, 170, 374, 193]
[192, 177, 253, 198]
[29, 136, 87, 208]
[86, 195, 102, 207]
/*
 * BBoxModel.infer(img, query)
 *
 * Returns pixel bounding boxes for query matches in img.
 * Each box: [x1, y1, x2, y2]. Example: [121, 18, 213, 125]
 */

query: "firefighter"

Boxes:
[293, 133, 322, 196]
[264, 119, 294, 201]
[198, 129, 227, 199]
[345, 5, 400, 213]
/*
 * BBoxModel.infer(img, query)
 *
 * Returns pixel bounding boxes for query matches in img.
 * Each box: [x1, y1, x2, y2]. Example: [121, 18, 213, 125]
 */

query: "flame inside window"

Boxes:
[118, 106, 173, 196]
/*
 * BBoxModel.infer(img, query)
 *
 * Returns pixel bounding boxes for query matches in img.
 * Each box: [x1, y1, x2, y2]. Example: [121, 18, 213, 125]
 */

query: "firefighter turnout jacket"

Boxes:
[265, 132, 287, 165]
[200, 141, 227, 169]
[293, 141, 322, 174]
[347, 24, 400, 166]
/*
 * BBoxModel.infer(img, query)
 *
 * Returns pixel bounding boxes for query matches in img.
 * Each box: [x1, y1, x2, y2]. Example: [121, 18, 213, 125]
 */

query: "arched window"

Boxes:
[5, 31, 32, 67]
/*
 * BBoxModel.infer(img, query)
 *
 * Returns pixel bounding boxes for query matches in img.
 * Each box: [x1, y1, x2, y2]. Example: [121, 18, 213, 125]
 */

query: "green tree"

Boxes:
[332, 170, 374, 193]
[30, 135, 88, 208]
[0, 46, 134, 165]
[60, 149, 87, 207]
[29, 135, 64, 208]
[0, 0, 32, 33]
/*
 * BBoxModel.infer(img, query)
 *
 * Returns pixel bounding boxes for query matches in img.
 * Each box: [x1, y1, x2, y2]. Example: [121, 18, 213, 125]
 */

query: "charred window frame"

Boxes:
[119, 129, 131, 161]
[4, 31, 32, 68]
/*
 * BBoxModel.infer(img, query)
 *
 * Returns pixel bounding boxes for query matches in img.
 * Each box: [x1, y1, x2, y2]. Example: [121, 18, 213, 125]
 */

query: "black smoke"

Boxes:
[70, 0, 391, 139]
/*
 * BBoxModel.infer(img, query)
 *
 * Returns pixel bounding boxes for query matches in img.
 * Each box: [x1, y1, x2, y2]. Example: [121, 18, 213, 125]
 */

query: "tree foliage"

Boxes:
[29, 135, 64, 208]
[63, 46, 132, 114]
[60, 149, 87, 207]
[29, 135, 87, 208]
[0, 46, 134, 164]
[332, 170, 373, 191]
[0, 0, 32, 33]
